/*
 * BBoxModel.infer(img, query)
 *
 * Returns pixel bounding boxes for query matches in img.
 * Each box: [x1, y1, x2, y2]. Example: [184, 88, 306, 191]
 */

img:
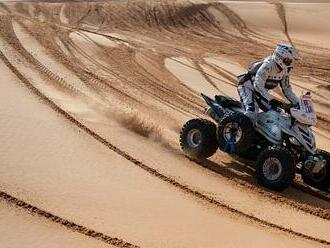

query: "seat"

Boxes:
[215, 95, 242, 109]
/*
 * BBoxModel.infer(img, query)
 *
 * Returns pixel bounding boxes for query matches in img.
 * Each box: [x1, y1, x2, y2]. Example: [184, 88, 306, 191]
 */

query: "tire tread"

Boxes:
[301, 150, 330, 190]
[180, 118, 218, 159]
[255, 146, 295, 191]
[217, 112, 254, 154]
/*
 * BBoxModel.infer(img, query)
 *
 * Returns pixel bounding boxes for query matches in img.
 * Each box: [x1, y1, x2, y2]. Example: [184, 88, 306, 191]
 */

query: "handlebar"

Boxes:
[280, 103, 298, 114]
[270, 102, 298, 113]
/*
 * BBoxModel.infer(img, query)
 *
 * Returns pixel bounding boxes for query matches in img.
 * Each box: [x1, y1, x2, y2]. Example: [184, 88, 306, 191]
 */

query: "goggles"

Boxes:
[283, 58, 293, 66]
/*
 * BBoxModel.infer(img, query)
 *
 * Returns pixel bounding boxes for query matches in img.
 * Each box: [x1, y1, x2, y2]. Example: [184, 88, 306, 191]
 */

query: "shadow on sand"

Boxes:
[192, 155, 330, 211]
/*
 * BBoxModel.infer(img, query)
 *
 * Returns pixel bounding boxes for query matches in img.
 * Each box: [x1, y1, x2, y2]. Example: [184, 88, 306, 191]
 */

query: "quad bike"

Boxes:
[180, 92, 330, 191]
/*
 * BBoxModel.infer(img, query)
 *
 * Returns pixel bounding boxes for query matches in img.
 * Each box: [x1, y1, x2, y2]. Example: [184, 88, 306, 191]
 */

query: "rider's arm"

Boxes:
[280, 76, 299, 104]
[253, 63, 273, 103]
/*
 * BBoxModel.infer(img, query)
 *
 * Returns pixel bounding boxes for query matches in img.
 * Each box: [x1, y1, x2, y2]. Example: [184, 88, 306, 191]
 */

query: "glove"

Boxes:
[283, 103, 299, 113]
[269, 99, 283, 109]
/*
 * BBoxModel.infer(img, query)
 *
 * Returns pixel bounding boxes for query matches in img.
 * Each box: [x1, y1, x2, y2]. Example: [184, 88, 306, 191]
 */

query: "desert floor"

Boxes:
[0, 1, 329, 247]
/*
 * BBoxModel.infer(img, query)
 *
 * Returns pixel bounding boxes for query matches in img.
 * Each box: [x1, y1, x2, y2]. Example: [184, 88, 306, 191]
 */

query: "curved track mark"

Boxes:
[292, 182, 330, 203]
[0, 51, 329, 246]
[4, 14, 329, 216]
[273, 2, 293, 45]
[0, 191, 140, 248]
[193, 158, 330, 219]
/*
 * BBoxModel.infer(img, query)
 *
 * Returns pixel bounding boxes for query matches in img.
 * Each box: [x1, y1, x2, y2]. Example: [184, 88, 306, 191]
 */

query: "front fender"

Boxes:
[280, 118, 316, 154]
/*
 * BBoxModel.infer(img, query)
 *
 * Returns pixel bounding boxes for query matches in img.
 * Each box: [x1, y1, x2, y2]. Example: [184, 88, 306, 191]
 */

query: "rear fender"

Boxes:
[201, 93, 226, 119]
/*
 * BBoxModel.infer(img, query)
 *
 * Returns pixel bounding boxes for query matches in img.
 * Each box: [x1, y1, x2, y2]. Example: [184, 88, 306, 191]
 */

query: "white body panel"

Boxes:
[207, 94, 318, 155]
[255, 94, 317, 154]
[290, 94, 317, 126]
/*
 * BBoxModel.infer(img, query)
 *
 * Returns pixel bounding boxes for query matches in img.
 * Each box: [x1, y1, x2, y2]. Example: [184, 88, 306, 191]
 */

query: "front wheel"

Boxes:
[301, 150, 330, 190]
[255, 146, 295, 191]
[180, 119, 218, 160]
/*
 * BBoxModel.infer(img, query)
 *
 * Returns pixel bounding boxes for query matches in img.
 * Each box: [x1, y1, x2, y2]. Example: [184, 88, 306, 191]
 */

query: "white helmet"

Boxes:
[272, 44, 300, 71]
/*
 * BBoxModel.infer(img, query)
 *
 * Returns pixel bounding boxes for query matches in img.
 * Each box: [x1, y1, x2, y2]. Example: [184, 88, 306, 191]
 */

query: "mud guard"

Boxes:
[201, 93, 226, 120]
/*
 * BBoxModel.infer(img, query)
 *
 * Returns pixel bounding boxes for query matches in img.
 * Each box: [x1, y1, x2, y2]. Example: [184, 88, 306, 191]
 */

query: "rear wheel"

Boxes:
[255, 146, 295, 191]
[217, 113, 255, 154]
[180, 119, 218, 160]
[302, 150, 330, 190]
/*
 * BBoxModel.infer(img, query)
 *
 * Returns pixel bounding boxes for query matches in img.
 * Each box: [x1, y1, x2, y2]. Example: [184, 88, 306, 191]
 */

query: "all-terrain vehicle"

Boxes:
[180, 92, 330, 191]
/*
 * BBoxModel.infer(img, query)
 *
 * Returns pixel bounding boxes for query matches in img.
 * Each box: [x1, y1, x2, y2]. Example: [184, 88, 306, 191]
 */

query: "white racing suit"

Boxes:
[237, 56, 299, 120]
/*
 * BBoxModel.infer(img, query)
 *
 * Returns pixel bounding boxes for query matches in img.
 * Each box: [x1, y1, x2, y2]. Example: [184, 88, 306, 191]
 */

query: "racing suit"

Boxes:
[237, 56, 299, 120]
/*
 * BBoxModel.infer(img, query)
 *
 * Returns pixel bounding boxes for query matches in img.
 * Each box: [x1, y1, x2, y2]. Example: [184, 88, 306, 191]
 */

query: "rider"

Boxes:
[237, 44, 300, 122]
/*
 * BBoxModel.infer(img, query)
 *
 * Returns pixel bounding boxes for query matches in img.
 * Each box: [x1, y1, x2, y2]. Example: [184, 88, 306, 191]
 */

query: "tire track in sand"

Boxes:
[14, 32, 330, 217]
[0, 50, 329, 246]
[0, 191, 139, 248]
[3, 12, 329, 221]
[272, 2, 293, 46]
[193, 158, 330, 219]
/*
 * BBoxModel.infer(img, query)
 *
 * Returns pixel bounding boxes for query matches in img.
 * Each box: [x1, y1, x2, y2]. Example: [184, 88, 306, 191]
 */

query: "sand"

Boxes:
[0, 201, 115, 248]
[0, 1, 329, 247]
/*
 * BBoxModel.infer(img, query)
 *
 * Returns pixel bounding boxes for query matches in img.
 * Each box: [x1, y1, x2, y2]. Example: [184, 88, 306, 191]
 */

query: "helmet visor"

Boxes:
[283, 58, 293, 66]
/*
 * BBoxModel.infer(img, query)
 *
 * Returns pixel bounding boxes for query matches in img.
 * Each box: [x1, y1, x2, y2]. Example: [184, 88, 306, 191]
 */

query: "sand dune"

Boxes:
[0, 1, 329, 247]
